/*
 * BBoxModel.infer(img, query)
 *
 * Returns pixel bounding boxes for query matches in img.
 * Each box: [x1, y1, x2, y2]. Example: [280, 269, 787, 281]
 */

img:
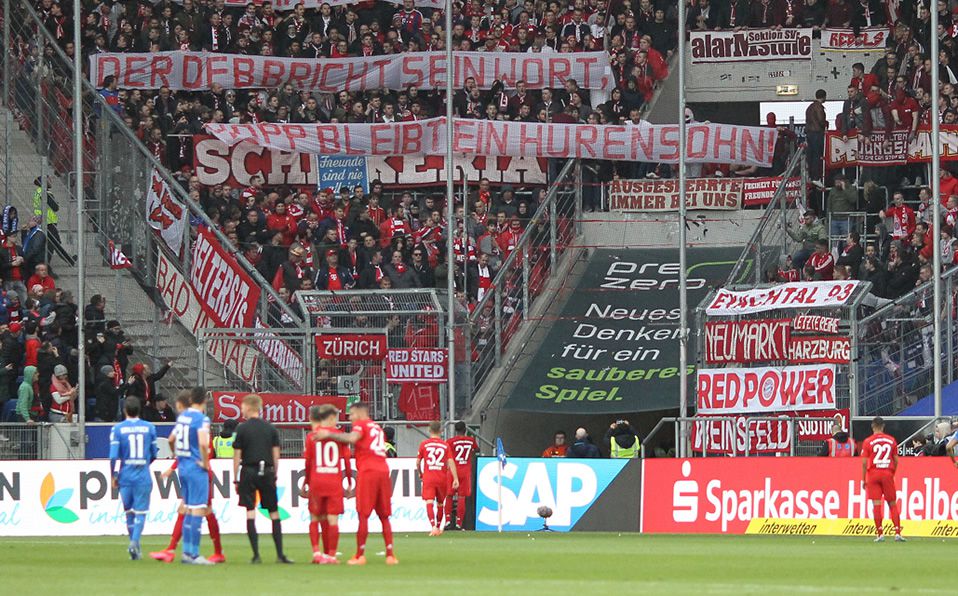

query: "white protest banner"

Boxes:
[793, 315, 841, 334]
[90, 51, 614, 91]
[366, 154, 547, 186]
[608, 178, 742, 212]
[820, 28, 889, 51]
[705, 280, 860, 316]
[696, 364, 837, 414]
[204, 118, 778, 167]
[690, 28, 813, 64]
[826, 126, 958, 168]
[190, 227, 261, 329]
[0, 459, 429, 536]
[193, 135, 317, 187]
[385, 348, 448, 383]
[691, 416, 792, 454]
[172, 0, 444, 10]
[145, 169, 188, 256]
[155, 252, 258, 384]
[252, 319, 305, 391]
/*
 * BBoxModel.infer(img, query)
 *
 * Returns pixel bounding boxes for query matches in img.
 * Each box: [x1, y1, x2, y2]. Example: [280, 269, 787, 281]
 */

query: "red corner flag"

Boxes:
[108, 240, 132, 270]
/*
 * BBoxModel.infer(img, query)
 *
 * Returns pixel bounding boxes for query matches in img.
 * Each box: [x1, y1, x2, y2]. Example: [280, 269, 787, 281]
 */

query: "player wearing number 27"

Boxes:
[417, 421, 459, 536]
[109, 397, 158, 561]
[860, 416, 904, 542]
[316, 402, 398, 565]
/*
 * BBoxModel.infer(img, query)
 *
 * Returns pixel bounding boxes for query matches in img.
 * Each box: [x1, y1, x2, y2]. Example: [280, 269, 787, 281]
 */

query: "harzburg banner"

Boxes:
[145, 169, 188, 256]
[820, 27, 889, 51]
[788, 336, 850, 364]
[705, 280, 860, 316]
[190, 228, 261, 329]
[504, 248, 741, 413]
[204, 119, 779, 167]
[826, 127, 958, 168]
[689, 28, 813, 63]
[608, 178, 742, 212]
[90, 51, 614, 91]
[696, 364, 837, 414]
[703, 319, 791, 364]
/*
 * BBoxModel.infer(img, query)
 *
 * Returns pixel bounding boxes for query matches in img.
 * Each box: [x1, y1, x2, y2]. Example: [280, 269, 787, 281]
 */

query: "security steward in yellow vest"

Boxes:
[606, 420, 641, 458]
[213, 419, 238, 458]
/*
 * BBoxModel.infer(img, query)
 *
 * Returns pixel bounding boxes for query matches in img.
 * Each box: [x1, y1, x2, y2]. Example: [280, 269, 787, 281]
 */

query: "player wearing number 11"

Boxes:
[316, 402, 398, 566]
[109, 397, 158, 561]
[860, 417, 904, 542]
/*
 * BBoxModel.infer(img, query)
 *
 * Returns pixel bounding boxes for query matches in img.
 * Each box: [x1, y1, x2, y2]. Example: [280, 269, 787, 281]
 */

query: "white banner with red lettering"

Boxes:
[385, 348, 448, 383]
[740, 176, 802, 207]
[173, 0, 445, 10]
[205, 119, 778, 167]
[690, 408, 850, 455]
[608, 178, 742, 212]
[705, 280, 860, 316]
[155, 252, 257, 384]
[190, 227, 262, 329]
[826, 127, 958, 168]
[145, 169, 188, 256]
[90, 51, 613, 91]
[820, 28, 889, 51]
[696, 364, 837, 414]
[366, 154, 547, 186]
[690, 28, 813, 64]
[193, 135, 317, 187]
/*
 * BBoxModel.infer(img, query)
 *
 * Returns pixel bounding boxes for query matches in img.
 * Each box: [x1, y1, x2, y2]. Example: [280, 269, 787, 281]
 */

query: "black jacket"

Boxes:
[566, 439, 601, 458]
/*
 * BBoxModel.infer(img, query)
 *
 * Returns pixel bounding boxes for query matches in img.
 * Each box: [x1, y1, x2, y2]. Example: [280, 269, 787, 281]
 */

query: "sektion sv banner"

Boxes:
[696, 364, 837, 414]
[204, 118, 778, 167]
[820, 28, 888, 51]
[689, 28, 813, 63]
[90, 51, 614, 91]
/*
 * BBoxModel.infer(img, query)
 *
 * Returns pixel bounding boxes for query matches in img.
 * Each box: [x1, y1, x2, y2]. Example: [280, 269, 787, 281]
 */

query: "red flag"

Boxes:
[108, 240, 132, 270]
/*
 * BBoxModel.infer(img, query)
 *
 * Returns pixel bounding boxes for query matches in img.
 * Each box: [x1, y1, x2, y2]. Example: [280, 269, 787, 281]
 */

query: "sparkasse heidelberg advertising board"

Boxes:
[0, 459, 429, 536]
[642, 458, 958, 536]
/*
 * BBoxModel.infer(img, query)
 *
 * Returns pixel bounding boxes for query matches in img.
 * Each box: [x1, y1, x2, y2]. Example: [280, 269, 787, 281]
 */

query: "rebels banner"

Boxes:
[145, 169, 188, 256]
[690, 28, 813, 64]
[385, 348, 448, 383]
[193, 135, 316, 187]
[705, 280, 860, 316]
[190, 227, 261, 329]
[826, 126, 958, 168]
[820, 27, 889, 51]
[316, 331, 388, 361]
[740, 176, 802, 207]
[211, 391, 345, 423]
[696, 364, 837, 414]
[205, 119, 778, 167]
[608, 178, 742, 212]
[90, 51, 613, 91]
[703, 319, 790, 364]
[641, 458, 958, 535]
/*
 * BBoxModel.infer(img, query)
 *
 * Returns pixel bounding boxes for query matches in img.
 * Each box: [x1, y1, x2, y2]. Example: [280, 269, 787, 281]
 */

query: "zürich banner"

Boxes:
[90, 51, 614, 91]
[504, 248, 742, 413]
[204, 119, 778, 166]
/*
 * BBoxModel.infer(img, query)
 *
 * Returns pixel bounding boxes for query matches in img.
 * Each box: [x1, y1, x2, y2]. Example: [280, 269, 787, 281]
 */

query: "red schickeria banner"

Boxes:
[315, 331, 388, 361]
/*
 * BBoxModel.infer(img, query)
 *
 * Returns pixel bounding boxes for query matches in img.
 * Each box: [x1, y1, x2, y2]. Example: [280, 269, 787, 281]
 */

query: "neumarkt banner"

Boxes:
[505, 248, 743, 413]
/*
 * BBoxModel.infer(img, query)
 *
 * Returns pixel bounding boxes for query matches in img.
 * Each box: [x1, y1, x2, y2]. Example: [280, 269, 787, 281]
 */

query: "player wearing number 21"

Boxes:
[417, 421, 459, 536]
[315, 402, 398, 566]
[860, 417, 905, 542]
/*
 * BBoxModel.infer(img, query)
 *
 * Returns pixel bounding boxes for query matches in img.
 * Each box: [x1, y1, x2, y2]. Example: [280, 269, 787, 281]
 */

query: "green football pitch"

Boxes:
[0, 533, 950, 594]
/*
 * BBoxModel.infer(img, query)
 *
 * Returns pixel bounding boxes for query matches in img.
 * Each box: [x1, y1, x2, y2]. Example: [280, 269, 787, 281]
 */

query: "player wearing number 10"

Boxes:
[317, 402, 398, 566]
[109, 397, 158, 561]
[860, 417, 905, 543]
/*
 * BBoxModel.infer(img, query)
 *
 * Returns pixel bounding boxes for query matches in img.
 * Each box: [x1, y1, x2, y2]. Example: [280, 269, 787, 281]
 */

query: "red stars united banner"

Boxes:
[826, 126, 958, 168]
[608, 178, 742, 212]
[696, 364, 837, 415]
[90, 51, 614, 91]
[690, 28, 813, 63]
[190, 227, 261, 329]
[204, 119, 778, 167]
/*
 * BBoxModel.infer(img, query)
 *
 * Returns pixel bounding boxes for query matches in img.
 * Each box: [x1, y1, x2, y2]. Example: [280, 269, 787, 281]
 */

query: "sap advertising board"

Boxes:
[474, 458, 640, 532]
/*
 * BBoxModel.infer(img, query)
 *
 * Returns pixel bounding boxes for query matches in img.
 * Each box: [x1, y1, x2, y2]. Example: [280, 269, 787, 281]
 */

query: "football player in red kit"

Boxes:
[860, 416, 905, 542]
[302, 405, 353, 564]
[445, 421, 478, 530]
[417, 421, 459, 536]
[316, 402, 398, 565]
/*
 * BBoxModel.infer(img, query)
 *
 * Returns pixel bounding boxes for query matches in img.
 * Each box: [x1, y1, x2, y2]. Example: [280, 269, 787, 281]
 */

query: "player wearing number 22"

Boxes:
[860, 416, 905, 542]
[317, 402, 398, 565]
[109, 397, 158, 561]
[302, 404, 353, 564]
[417, 421, 459, 536]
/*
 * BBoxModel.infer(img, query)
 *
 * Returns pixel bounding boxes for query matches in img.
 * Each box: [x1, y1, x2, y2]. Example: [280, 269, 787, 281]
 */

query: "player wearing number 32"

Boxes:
[417, 421, 459, 536]
[315, 402, 398, 566]
[109, 397, 157, 561]
[860, 417, 904, 543]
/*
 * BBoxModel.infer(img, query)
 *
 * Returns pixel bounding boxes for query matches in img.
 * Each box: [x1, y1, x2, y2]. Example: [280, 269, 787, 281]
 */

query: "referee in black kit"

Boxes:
[232, 394, 293, 564]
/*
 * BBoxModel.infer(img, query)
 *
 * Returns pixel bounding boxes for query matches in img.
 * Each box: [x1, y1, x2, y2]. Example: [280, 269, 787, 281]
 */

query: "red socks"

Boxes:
[326, 524, 339, 557]
[206, 512, 222, 555]
[309, 521, 320, 553]
[381, 517, 394, 556]
[426, 502, 436, 527]
[167, 513, 184, 550]
[444, 496, 454, 523]
[889, 503, 902, 533]
[873, 502, 884, 535]
[355, 517, 369, 557]
[319, 519, 330, 554]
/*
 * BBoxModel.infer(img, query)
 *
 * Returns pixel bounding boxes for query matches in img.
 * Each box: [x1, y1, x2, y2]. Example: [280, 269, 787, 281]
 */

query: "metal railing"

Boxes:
[642, 416, 842, 458]
[466, 158, 580, 405]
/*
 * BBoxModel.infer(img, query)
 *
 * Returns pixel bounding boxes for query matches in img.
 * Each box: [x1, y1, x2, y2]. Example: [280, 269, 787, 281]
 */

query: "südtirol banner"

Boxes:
[204, 118, 779, 167]
[608, 178, 742, 212]
[90, 51, 614, 91]
[826, 126, 958, 168]
[504, 248, 742, 413]
[689, 28, 813, 64]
